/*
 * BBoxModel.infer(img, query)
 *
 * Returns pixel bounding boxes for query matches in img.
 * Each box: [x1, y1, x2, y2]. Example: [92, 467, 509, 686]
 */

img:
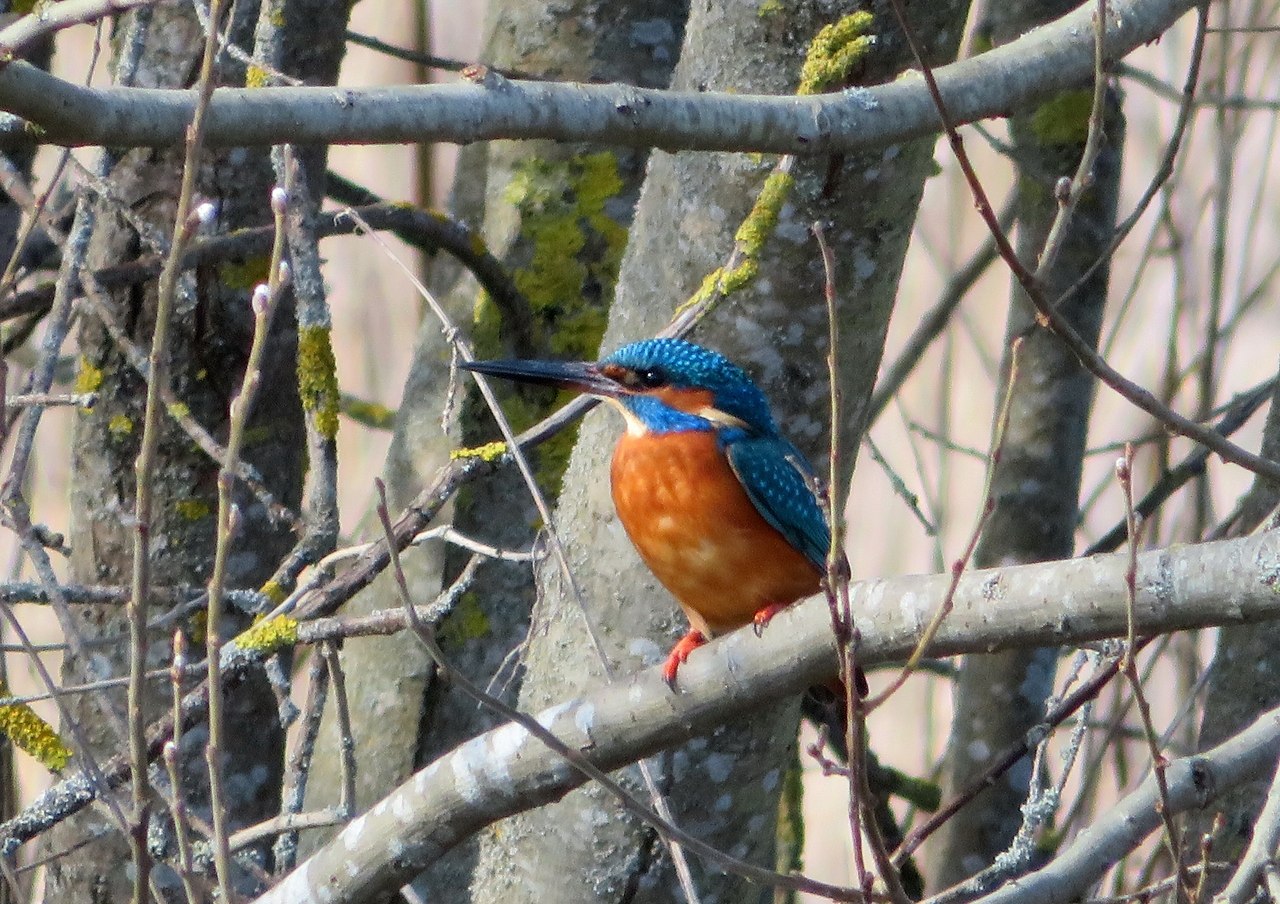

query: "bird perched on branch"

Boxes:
[461, 338, 832, 686]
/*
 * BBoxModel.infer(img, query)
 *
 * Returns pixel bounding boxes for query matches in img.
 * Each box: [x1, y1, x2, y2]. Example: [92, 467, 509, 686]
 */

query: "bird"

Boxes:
[460, 337, 831, 686]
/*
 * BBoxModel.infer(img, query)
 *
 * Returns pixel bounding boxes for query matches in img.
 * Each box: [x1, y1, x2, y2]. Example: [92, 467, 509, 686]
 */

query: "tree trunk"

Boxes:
[46, 2, 348, 898]
[304, 0, 691, 897]
[469, 2, 965, 900]
[931, 1, 1124, 886]
[1186, 366, 1280, 875]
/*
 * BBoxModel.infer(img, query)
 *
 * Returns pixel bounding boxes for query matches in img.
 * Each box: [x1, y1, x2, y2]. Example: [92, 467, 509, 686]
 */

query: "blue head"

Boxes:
[461, 338, 779, 437]
[600, 339, 778, 436]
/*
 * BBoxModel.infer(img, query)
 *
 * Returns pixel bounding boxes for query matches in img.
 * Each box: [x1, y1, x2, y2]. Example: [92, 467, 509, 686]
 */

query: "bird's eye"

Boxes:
[634, 368, 666, 389]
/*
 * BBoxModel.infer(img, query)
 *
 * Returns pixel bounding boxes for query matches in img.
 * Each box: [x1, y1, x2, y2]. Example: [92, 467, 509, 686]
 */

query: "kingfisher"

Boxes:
[461, 338, 830, 686]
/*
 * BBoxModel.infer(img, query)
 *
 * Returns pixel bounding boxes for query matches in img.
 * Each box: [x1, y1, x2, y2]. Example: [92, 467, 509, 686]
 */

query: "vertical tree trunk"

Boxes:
[46, 3, 347, 899]
[931, 2, 1124, 886]
[1186, 368, 1280, 875]
[306, 1, 691, 898]
[470, 2, 965, 900]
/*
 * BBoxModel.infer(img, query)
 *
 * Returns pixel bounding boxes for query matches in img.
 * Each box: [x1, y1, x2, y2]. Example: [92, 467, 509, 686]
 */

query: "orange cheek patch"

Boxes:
[650, 386, 714, 414]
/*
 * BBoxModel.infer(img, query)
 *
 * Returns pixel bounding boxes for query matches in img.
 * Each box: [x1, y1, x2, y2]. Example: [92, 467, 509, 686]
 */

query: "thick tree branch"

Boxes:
[0, 0, 1196, 151]
[963, 706, 1280, 904]
[254, 530, 1280, 903]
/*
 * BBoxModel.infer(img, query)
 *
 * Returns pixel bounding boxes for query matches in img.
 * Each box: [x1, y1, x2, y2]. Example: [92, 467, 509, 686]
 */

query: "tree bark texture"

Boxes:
[48, 2, 348, 899]
[256, 528, 1280, 904]
[469, 2, 965, 901]
[306, 0, 690, 896]
[1187, 363, 1280, 872]
[929, 0, 1125, 887]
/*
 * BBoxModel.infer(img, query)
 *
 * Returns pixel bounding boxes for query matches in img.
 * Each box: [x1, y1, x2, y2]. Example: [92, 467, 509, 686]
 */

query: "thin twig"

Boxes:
[318, 641, 356, 819]
[866, 338, 1024, 711]
[273, 642, 330, 873]
[1033, 0, 1112, 279]
[127, 0, 228, 890]
[885, 0, 1280, 485]
[203, 186, 287, 898]
[1120, 422, 1213, 899]
[163, 632, 200, 904]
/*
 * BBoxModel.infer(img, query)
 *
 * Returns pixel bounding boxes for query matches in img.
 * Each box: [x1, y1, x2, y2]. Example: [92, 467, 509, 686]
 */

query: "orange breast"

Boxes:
[610, 430, 821, 637]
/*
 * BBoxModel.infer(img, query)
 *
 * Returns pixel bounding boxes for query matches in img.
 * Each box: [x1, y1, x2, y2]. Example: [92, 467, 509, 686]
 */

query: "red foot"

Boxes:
[661, 630, 707, 688]
[752, 602, 789, 637]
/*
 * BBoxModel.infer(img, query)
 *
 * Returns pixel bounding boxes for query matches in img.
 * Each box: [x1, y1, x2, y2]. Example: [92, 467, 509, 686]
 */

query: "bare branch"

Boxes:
[253, 530, 1280, 903]
[966, 706, 1280, 904]
[0, 0, 1197, 151]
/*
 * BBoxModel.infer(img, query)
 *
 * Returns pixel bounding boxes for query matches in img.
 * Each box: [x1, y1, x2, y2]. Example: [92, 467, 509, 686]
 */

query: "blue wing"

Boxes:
[724, 435, 830, 570]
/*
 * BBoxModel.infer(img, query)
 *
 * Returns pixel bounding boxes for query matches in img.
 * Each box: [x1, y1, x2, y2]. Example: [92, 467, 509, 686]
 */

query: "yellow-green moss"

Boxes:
[450, 441, 508, 462]
[10, 0, 39, 15]
[189, 610, 208, 646]
[437, 593, 490, 645]
[107, 414, 134, 437]
[734, 169, 793, 255]
[490, 151, 627, 361]
[757, 0, 784, 18]
[775, 747, 805, 877]
[797, 12, 876, 95]
[218, 255, 272, 290]
[235, 614, 299, 654]
[297, 326, 340, 440]
[0, 680, 71, 772]
[239, 424, 275, 448]
[340, 394, 396, 430]
[1030, 89, 1094, 146]
[244, 64, 271, 89]
[259, 579, 288, 605]
[74, 358, 104, 394]
[676, 11, 867, 319]
[167, 401, 191, 419]
[175, 499, 211, 521]
[472, 151, 629, 493]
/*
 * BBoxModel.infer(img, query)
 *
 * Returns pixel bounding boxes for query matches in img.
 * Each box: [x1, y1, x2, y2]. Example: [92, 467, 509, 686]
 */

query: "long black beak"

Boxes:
[459, 358, 624, 398]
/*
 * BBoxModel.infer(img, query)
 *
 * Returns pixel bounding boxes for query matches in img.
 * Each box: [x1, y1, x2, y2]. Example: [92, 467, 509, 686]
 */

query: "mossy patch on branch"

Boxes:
[0, 680, 71, 772]
[175, 499, 211, 521]
[74, 358, 104, 395]
[235, 614, 299, 654]
[340, 394, 396, 430]
[479, 150, 625, 362]
[437, 592, 490, 645]
[218, 255, 272, 290]
[451, 441, 508, 463]
[107, 414, 134, 437]
[297, 325, 340, 440]
[797, 11, 875, 96]
[259, 579, 288, 605]
[1030, 89, 1094, 146]
[679, 14, 873, 317]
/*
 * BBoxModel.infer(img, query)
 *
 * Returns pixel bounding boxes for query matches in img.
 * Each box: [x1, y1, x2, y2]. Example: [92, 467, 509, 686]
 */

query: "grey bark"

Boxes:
[0, 15, 53, 904]
[0, 0, 1201, 153]
[468, 2, 965, 901]
[931, 5, 1125, 888]
[1186, 364, 1280, 871]
[307, 0, 690, 897]
[47, 2, 347, 899]
[257, 529, 1280, 904]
